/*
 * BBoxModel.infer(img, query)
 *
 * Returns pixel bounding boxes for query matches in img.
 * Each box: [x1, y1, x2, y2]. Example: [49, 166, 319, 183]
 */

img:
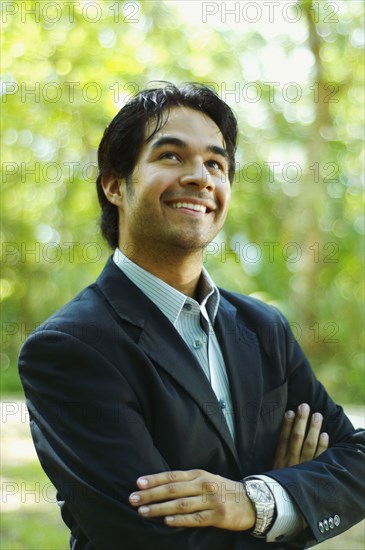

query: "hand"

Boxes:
[272, 403, 329, 469]
[129, 469, 255, 531]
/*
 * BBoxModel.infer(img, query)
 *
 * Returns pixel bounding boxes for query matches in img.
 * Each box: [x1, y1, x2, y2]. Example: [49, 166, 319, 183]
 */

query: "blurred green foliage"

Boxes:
[1, 0, 364, 403]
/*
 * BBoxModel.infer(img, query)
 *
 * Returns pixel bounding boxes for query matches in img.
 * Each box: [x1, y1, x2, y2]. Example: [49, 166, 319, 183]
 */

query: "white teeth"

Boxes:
[171, 202, 207, 213]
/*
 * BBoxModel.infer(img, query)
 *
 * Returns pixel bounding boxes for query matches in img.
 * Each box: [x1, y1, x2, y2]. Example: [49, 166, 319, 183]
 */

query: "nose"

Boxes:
[179, 160, 215, 191]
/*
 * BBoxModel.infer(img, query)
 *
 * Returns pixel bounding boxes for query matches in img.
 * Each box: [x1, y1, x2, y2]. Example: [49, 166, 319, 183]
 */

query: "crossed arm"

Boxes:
[129, 403, 329, 531]
[20, 326, 364, 550]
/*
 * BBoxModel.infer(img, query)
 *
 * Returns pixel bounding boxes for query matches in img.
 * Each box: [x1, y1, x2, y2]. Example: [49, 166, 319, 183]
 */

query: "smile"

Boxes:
[170, 202, 207, 213]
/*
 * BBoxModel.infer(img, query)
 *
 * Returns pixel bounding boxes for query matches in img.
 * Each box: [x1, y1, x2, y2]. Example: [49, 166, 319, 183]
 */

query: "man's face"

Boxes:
[118, 106, 231, 258]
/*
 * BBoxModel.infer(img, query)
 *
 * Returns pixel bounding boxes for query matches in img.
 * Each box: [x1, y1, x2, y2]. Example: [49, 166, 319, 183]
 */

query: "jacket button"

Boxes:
[323, 519, 329, 531]
[334, 515, 340, 527]
[329, 517, 334, 529]
[318, 521, 324, 533]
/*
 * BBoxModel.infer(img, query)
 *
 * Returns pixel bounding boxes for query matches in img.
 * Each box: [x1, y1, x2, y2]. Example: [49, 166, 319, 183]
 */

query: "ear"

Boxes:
[101, 176, 126, 208]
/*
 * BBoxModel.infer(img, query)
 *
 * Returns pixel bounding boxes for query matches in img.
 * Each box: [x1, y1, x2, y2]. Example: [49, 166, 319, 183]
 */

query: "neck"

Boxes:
[120, 244, 203, 298]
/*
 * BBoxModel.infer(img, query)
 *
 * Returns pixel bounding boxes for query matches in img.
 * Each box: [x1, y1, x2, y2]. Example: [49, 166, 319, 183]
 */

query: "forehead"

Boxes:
[145, 106, 225, 148]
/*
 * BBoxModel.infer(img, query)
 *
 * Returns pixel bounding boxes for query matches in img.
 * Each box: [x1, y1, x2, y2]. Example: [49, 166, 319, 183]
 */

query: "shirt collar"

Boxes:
[113, 248, 220, 326]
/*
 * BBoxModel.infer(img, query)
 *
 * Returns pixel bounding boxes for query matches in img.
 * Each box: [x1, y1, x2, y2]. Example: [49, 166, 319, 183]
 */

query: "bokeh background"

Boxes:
[1, 0, 364, 548]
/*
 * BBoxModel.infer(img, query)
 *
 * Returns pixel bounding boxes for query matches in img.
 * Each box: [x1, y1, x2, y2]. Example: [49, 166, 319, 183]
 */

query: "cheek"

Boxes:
[218, 184, 231, 212]
[145, 169, 173, 193]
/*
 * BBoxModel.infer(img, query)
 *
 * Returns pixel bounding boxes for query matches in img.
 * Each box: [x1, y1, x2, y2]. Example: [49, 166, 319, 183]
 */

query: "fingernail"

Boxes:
[321, 432, 329, 442]
[137, 478, 148, 487]
[139, 506, 150, 515]
[129, 493, 140, 503]
[285, 410, 295, 420]
[313, 412, 321, 423]
[299, 403, 309, 414]
[165, 516, 174, 523]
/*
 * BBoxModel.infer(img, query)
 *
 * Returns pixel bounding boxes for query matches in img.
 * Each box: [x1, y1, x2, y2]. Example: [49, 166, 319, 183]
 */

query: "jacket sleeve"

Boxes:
[18, 329, 238, 550]
[261, 313, 365, 548]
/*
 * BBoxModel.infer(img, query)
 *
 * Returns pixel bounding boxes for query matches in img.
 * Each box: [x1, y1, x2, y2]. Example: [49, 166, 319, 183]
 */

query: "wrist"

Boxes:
[243, 492, 256, 530]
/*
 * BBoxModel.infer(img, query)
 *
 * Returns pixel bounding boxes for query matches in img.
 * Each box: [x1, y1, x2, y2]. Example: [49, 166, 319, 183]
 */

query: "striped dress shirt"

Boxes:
[113, 247, 235, 440]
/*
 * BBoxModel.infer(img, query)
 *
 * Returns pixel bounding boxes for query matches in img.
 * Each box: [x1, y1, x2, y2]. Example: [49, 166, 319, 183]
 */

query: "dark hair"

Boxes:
[96, 82, 238, 248]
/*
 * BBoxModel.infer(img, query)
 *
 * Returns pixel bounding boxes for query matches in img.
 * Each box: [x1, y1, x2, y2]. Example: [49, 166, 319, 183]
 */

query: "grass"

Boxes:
[1, 510, 68, 550]
[1, 461, 68, 549]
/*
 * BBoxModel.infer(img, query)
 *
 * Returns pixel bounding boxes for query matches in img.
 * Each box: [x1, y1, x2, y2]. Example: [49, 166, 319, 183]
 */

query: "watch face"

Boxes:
[247, 482, 271, 503]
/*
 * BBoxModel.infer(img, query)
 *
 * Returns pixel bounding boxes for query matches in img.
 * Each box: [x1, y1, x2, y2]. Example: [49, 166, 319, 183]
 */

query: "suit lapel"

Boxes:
[138, 315, 240, 465]
[215, 295, 263, 473]
[96, 259, 240, 467]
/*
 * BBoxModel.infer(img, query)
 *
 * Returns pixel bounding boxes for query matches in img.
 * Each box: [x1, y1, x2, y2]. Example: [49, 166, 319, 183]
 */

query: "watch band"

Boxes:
[243, 478, 276, 537]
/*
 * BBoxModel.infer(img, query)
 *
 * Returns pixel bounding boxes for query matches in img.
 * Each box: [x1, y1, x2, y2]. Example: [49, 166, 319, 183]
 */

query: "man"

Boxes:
[19, 83, 364, 549]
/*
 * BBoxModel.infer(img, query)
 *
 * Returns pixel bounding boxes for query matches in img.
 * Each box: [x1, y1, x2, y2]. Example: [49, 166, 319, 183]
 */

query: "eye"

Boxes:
[160, 152, 180, 161]
[206, 159, 224, 171]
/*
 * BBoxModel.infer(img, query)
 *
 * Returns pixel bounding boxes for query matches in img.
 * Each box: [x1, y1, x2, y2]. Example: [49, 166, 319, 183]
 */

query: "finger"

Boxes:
[136, 469, 199, 490]
[136, 495, 206, 519]
[272, 410, 295, 469]
[129, 479, 204, 506]
[164, 510, 212, 528]
[286, 403, 311, 466]
[300, 412, 323, 462]
[315, 432, 329, 457]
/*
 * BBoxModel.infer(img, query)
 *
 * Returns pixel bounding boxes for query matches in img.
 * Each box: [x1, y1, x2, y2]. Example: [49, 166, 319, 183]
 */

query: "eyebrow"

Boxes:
[150, 136, 229, 160]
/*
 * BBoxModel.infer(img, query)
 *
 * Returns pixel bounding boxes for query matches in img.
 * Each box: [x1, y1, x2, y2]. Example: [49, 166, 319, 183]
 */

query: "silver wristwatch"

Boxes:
[243, 479, 275, 537]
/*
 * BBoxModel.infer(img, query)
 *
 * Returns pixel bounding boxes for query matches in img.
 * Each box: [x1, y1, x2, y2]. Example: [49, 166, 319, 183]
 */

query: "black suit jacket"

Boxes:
[18, 258, 365, 549]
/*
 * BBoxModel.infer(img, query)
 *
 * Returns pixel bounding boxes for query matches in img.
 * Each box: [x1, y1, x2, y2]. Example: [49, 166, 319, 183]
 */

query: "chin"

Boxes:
[161, 228, 219, 252]
[172, 237, 212, 252]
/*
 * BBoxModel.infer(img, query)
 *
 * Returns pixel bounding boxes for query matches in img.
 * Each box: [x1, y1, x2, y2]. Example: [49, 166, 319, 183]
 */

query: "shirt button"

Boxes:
[318, 521, 324, 533]
[328, 517, 334, 529]
[219, 400, 226, 409]
[323, 519, 329, 531]
[334, 515, 340, 527]
[193, 340, 202, 349]
[184, 303, 192, 311]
